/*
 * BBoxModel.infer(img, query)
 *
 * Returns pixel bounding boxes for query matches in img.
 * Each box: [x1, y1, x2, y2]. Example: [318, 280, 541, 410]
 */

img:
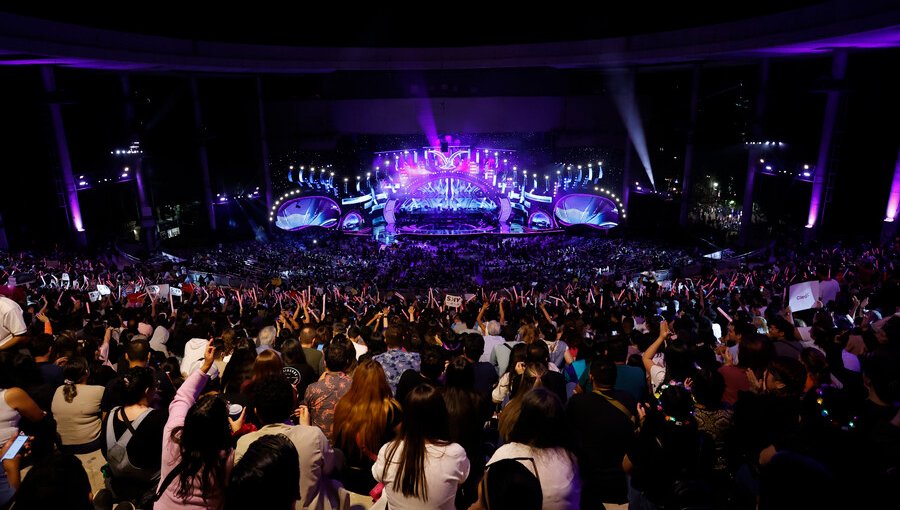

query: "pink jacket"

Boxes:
[155, 370, 233, 510]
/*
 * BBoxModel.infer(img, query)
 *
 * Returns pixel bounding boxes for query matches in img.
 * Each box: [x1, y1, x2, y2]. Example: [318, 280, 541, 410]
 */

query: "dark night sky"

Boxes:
[0, 3, 898, 248]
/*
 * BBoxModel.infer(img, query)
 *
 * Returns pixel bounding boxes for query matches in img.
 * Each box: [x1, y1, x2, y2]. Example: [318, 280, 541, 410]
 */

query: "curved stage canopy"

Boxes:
[554, 194, 620, 229]
[274, 196, 341, 231]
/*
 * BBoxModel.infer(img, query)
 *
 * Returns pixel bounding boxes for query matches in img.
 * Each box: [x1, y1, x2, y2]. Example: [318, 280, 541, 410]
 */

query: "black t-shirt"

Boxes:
[282, 363, 316, 401]
[100, 407, 168, 470]
[733, 392, 802, 464]
[302, 347, 324, 377]
[626, 424, 715, 506]
[541, 370, 569, 404]
[472, 361, 500, 403]
[36, 361, 64, 388]
[567, 390, 637, 504]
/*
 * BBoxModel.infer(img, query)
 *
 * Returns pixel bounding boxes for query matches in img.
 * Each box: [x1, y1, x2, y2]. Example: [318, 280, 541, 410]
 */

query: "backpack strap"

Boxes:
[593, 389, 637, 426]
[108, 406, 153, 447]
[127, 407, 153, 430]
[119, 406, 153, 435]
[105, 407, 120, 446]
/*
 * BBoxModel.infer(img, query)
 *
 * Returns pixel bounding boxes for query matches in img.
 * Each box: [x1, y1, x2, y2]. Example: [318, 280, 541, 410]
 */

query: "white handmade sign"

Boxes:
[444, 295, 463, 308]
[789, 280, 818, 312]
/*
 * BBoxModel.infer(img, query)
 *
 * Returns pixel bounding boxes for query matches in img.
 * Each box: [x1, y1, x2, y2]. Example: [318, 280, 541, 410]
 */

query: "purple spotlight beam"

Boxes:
[807, 49, 848, 230]
[41, 65, 86, 246]
[885, 143, 900, 222]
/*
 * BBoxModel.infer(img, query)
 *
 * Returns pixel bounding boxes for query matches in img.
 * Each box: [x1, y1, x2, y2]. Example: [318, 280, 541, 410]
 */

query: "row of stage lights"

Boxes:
[109, 141, 143, 156]
[286, 160, 607, 186]
[760, 159, 815, 180]
[288, 165, 335, 175]
[78, 143, 144, 189]
[270, 188, 304, 222]
[634, 182, 678, 197]
[590, 186, 626, 219]
[215, 187, 261, 204]
[76, 167, 133, 190]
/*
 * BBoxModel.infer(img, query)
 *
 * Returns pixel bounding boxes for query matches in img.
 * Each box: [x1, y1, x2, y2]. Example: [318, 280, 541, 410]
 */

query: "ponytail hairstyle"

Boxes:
[62, 357, 90, 403]
[121, 366, 157, 406]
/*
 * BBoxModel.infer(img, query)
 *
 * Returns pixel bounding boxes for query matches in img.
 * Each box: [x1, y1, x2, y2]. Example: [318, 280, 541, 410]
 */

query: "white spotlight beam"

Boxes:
[608, 69, 656, 190]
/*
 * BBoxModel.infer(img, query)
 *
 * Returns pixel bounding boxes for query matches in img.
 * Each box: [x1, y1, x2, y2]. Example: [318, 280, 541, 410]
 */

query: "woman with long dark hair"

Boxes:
[220, 345, 256, 396]
[333, 359, 401, 495]
[491, 343, 527, 405]
[443, 357, 492, 508]
[241, 349, 284, 392]
[278, 337, 316, 399]
[240, 349, 285, 426]
[488, 388, 580, 510]
[157, 340, 243, 510]
[642, 321, 698, 395]
[374, 383, 470, 509]
[224, 434, 299, 510]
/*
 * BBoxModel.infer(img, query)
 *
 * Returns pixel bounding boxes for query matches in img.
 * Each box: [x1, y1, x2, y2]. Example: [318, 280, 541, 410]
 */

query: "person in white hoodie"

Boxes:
[181, 337, 220, 378]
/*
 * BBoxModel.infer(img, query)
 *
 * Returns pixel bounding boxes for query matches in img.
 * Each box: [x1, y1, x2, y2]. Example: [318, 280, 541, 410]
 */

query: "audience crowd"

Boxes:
[0, 234, 897, 510]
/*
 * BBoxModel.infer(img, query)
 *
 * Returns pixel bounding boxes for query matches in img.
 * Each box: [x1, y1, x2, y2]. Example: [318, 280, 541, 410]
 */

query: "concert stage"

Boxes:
[271, 144, 621, 241]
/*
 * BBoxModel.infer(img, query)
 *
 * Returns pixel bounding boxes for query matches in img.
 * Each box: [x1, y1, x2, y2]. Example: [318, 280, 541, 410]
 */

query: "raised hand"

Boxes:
[746, 369, 763, 393]
[200, 339, 216, 374]
[294, 405, 311, 426]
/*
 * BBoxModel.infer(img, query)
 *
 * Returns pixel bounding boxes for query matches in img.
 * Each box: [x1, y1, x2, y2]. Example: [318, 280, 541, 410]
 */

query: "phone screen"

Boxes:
[2, 434, 27, 461]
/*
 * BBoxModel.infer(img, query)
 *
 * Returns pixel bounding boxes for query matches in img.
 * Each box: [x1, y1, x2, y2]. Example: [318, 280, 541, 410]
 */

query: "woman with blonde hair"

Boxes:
[333, 359, 401, 495]
[517, 324, 538, 345]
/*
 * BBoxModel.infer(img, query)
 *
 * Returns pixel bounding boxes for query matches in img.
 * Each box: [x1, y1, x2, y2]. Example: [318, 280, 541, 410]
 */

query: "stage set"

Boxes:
[269, 143, 622, 242]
